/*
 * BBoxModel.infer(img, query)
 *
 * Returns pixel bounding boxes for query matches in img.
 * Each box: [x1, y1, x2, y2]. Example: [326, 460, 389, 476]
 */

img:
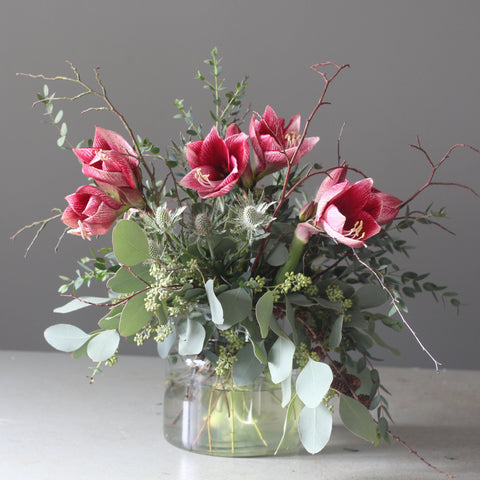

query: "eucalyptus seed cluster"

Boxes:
[294, 342, 321, 368]
[134, 320, 174, 346]
[145, 260, 199, 316]
[326, 284, 353, 321]
[214, 328, 246, 378]
[277, 272, 313, 296]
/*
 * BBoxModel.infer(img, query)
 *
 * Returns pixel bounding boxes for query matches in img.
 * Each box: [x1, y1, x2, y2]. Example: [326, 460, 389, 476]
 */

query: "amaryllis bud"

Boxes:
[299, 201, 317, 222]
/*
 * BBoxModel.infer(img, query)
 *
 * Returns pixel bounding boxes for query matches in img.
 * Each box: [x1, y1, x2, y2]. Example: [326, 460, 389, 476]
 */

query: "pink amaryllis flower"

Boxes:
[73, 126, 144, 208]
[300, 168, 401, 248]
[61, 185, 128, 239]
[179, 124, 249, 199]
[249, 105, 319, 179]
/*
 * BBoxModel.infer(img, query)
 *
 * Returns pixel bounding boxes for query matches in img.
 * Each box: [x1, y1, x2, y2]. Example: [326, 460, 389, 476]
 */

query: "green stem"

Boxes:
[274, 233, 307, 284]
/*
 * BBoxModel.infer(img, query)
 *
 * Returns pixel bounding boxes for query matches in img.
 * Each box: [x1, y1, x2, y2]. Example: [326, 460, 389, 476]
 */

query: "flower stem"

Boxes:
[274, 232, 307, 284]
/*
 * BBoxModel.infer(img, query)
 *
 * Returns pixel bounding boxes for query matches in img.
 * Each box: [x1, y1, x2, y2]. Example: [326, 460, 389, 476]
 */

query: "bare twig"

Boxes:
[352, 249, 442, 371]
[401, 139, 479, 209]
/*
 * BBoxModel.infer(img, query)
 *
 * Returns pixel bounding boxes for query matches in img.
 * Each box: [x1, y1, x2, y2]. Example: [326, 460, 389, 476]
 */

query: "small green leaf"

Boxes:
[256, 290, 274, 338]
[87, 330, 120, 362]
[298, 404, 333, 454]
[57, 136, 65, 147]
[44, 324, 90, 352]
[339, 393, 377, 442]
[60, 122, 68, 136]
[112, 220, 150, 265]
[54, 110, 63, 124]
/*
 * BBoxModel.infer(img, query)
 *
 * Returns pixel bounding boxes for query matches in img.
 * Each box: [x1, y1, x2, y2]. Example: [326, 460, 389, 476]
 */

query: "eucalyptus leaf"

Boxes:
[119, 292, 152, 337]
[268, 336, 295, 384]
[281, 373, 292, 407]
[339, 393, 377, 442]
[329, 315, 343, 348]
[296, 359, 333, 408]
[44, 324, 90, 352]
[54, 296, 110, 314]
[107, 265, 153, 293]
[266, 243, 289, 266]
[256, 290, 274, 338]
[355, 285, 388, 309]
[205, 279, 224, 325]
[112, 220, 150, 266]
[87, 329, 120, 362]
[298, 404, 333, 454]
[178, 317, 206, 355]
[233, 343, 265, 386]
[217, 288, 252, 329]
[249, 338, 267, 364]
[285, 297, 299, 344]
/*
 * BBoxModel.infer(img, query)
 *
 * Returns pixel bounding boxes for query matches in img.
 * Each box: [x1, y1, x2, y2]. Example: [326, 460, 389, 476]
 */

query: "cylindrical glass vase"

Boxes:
[163, 353, 301, 457]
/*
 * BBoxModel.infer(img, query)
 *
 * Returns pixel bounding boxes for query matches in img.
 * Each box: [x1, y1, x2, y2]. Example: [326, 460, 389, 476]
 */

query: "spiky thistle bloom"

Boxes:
[143, 203, 186, 235]
[230, 194, 276, 244]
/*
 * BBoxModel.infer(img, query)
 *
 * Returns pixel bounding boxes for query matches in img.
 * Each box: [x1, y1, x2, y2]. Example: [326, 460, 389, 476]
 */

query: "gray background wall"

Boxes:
[2, 0, 479, 369]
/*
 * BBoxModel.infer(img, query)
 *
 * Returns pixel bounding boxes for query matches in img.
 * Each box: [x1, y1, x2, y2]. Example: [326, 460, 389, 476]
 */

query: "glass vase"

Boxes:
[163, 352, 301, 457]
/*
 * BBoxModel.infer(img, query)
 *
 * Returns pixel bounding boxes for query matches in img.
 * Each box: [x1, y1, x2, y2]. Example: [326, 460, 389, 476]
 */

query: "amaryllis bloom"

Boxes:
[302, 168, 401, 248]
[179, 124, 249, 199]
[249, 105, 319, 179]
[61, 185, 128, 239]
[73, 126, 144, 208]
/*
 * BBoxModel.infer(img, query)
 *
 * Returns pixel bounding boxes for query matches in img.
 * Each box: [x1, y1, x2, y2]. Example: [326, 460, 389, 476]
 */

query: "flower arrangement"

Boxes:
[15, 49, 478, 470]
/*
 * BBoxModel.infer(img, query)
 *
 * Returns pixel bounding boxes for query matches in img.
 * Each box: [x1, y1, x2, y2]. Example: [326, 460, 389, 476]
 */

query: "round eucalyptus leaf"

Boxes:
[298, 404, 333, 454]
[87, 329, 120, 362]
[119, 292, 152, 337]
[112, 220, 150, 266]
[44, 324, 90, 352]
[267, 336, 295, 384]
[178, 318, 205, 355]
[233, 343, 265, 386]
[296, 359, 333, 408]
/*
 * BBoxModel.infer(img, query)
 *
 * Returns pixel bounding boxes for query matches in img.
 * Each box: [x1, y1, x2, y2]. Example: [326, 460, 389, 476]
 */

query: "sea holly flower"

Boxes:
[179, 124, 249, 199]
[249, 105, 319, 179]
[309, 167, 402, 248]
[73, 126, 145, 208]
[61, 185, 128, 239]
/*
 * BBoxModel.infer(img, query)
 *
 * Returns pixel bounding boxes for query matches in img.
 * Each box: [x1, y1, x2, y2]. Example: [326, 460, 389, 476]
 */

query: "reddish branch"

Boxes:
[250, 62, 350, 274]
[401, 138, 479, 209]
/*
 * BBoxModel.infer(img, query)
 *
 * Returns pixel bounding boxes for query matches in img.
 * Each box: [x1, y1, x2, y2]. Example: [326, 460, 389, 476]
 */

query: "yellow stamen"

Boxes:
[347, 220, 365, 239]
[284, 131, 302, 148]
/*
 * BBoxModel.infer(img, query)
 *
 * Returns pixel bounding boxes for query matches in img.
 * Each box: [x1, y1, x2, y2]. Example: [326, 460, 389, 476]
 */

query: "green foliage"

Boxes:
[298, 404, 333, 454]
[339, 393, 377, 443]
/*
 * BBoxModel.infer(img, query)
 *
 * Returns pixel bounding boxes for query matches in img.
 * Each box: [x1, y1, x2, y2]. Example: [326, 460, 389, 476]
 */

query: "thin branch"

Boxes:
[401, 140, 480, 209]
[352, 249, 442, 371]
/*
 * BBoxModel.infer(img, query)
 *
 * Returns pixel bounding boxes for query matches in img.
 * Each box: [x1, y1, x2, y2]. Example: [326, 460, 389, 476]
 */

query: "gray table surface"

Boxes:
[1, 350, 479, 480]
